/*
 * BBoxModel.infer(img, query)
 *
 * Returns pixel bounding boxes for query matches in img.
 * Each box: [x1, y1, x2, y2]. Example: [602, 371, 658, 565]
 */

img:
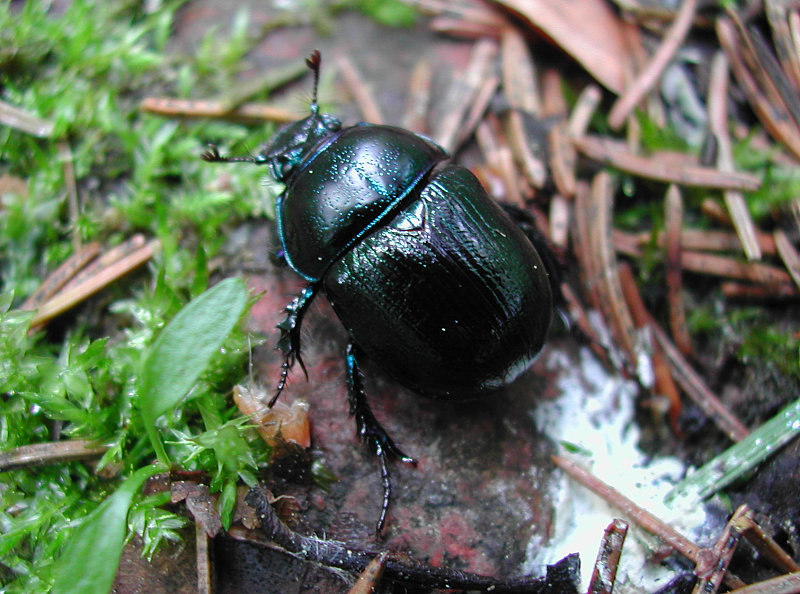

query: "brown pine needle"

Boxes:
[574, 135, 761, 191]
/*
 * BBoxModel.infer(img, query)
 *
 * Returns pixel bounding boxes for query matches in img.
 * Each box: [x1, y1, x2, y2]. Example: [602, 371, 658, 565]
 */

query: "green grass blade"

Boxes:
[666, 398, 800, 505]
[51, 464, 161, 594]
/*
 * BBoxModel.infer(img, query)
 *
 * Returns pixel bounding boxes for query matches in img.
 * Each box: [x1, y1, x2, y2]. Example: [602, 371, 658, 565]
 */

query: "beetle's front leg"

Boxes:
[271, 284, 319, 407]
[345, 343, 417, 536]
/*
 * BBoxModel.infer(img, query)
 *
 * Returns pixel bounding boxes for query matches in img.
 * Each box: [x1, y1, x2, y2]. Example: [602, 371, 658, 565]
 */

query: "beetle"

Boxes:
[203, 51, 557, 535]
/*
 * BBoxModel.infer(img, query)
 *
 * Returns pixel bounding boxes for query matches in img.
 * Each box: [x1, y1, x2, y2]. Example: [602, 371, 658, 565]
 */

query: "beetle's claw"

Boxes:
[362, 421, 416, 466]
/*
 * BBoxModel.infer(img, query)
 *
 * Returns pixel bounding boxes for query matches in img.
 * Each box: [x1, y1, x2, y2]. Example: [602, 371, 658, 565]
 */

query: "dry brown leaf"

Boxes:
[491, 0, 631, 93]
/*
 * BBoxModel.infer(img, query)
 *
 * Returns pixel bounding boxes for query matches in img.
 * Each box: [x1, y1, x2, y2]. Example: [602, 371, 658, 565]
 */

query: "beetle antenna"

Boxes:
[306, 49, 322, 115]
[201, 145, 265, 164]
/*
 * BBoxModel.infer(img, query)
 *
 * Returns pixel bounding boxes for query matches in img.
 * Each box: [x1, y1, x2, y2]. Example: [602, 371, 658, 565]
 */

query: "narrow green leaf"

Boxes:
[0, 291, 14, 311]
[51, 464, 161, 594]
[139, 277, 247, 423]
[666, 398, 800, 504]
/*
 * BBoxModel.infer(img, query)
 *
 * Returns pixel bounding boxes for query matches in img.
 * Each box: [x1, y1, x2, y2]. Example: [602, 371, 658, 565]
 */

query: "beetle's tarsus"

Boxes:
[346, 344, 417, 463]
[375, 447, 390, 536]
[271, 284, 318, 407]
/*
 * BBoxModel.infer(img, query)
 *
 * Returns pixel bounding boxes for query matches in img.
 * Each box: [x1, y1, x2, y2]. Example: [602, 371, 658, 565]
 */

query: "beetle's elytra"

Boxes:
[203, 50, 555, 534]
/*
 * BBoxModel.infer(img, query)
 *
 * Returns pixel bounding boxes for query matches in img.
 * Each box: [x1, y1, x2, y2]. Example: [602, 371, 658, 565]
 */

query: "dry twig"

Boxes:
[707, 51, 763, 261]
[402, 59, 432, 134]
[717, 16, 800, 160]
[619, 263, 683, 433]
[552, 455, 715, 574]
[588, 519, 628, 594]
[664, 185, 693, 356]
[608, 0, 698, 128]
[574, 135, 761, 191]
[241, 486, 581, 592]
[652, 324, 750, 442]
[433, 38, 498, 153]
[140, 97, 296, 122]
[26, 237, 159, 329]
[336, 55, 383, 125]
[579, 172, 638, 365]
[348, 552, 388, 594]
[0, 440, 108, 471]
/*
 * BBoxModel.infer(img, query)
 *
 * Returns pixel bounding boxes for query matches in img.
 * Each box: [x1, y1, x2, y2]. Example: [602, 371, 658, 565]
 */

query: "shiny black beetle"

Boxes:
[203, 51, 555, 534]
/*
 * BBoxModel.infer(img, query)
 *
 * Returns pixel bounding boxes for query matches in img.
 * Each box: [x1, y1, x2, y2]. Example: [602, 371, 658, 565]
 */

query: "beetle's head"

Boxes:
[202, 51, 341, 180]
[260, 110, 341, 181]
[261, 50, 342, 181]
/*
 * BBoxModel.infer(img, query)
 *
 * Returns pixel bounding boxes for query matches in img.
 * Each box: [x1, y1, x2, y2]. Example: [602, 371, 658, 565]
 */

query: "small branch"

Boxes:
[402, 59, 432, 134]
[0, 440, 108, 471]
[720, 281, 799, 300]
[457, 74, 500, 155]
[774, 230, 800, 291]
[691, 505, 748, 592]
[21, 242, 101, 310]
[196, 521, 213, 594]
[432, 38, 498, 153]
[243, 486, 581, 592]
[664, 185, 693, 356]
[608, 0, 697, 128]
[618, 263, 683, 433]
[501, 26, 540, 113]
[0, 99, 55, 137]
[612, 228, 776, 256]
[549, 123, 577, 198]
[336, 55, 383, 125]
[588, 519, 628, 594]
[652, 323, 750, 442]
[585, 171, 638, 364]
[63, 234, 147, 292]
[732, 512, 800, 574]
[679, 251, 792, 285]
[717, 17, 800, 160]
[477, 114, 524, 205]
[140, 97, 296, 122]
[707, 50, 763, 261]
[552, 455, 716, 575]
[29, 239, 159, 328]
[568, 84, 602, 139]
[59, 141, 81, 253]
[726, 572, 800, 594]
[348, 552, 388, 594]
[574, 135, 761, 191]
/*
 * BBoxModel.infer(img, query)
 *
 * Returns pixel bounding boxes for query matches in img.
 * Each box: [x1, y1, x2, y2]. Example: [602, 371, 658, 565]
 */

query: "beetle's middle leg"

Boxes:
[346, 343, 417, 535]
[272, 284, 319, 407]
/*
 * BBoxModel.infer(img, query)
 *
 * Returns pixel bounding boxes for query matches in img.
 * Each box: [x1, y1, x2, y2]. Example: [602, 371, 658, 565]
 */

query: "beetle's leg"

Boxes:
[346, 343, 417, 535]
[271, 284, 319, 407]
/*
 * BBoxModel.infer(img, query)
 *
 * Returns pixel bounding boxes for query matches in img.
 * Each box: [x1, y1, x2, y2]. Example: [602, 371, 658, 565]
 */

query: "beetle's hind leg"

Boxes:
[346, 343, 417, 536]
[272, 284, 318, 407]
